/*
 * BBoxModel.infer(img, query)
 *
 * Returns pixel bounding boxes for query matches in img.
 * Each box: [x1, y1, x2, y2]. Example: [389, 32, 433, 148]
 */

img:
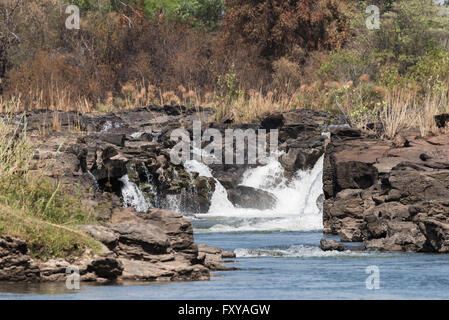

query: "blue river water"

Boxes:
[1, 230, 449, 300]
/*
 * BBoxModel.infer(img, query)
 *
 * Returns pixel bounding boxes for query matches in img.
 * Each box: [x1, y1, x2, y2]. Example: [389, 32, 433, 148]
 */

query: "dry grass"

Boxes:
[417, 90, 449, 137]
[211, 90, 298, 123]
[379, 88, 415, 139]
[2, 80, 448, 138]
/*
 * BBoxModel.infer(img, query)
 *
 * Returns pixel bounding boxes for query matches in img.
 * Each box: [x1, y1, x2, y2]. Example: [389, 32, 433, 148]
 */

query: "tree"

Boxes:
[0, 0, 24, 93]
[222, 0, 353, 61]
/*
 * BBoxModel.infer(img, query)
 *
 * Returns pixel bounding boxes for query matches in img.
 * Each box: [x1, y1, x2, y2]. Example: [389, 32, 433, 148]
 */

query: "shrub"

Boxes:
[410, 47, 449, 90]
[318, 49, 369, 83]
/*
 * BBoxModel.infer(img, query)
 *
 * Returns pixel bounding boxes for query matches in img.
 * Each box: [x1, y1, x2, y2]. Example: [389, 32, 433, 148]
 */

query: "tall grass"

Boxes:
[379, 89, 415, 139]
[417, 90, 449, 137]
[0, 114, 101, 260]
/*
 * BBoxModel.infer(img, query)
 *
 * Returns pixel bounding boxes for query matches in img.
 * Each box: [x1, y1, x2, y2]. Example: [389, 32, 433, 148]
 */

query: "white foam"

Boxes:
[119, 175, 151, 213]
[191, 156, 324, 233]
[234, 245, 373, 258]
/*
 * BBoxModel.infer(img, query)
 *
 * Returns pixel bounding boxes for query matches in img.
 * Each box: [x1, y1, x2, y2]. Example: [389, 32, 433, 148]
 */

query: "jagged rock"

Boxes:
[280, 136, 324, 172]
[0, 236, 40, 282]
[261, 113, 284, 129]
[319, 239, 346, 251]
[141, 208, 195, 252]
[80, 225, 119, 248]
[324, 128, 449, 252]
[227, 185, 277, 210]
[197, 244, 237, 271]
[316, 194, 324, 212]
[435, 113, 449, 128]
[87, 257, 123, 280]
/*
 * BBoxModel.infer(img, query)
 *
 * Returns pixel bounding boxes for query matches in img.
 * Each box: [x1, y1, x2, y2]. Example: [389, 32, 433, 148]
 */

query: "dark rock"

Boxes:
[435, 113, 449, 128]
[261, 113, 284, 129]
[111, 222, 171, 254]
[392, 135, 410, 148]
[420, 153, 431, 161]
[227, 185, 277, 210]
[0, 236, 40, 282]
[88, 257, 123, 280]
[319, 239, 346, 251]
[99, 133, 126, 147]
[332, 127, 362, 138]
[323, 128, 449, 252]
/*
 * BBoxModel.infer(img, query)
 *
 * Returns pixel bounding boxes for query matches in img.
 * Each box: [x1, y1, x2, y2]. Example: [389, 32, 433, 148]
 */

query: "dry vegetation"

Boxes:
[0, 0, 448, 134]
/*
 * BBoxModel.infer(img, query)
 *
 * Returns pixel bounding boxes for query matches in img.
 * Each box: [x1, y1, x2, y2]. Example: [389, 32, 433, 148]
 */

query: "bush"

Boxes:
[318, 49, 370, 83]
[358, 0, 449, 73]
[411, 47, 449, 91]
[175, 0, 225, 30]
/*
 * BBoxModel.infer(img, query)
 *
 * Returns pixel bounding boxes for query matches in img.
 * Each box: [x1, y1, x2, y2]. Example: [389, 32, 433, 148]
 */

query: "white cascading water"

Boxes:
[117, 154, 342, 256]
[117, 149, 325, 233]
[184, 155, 324, 233]
[119, 175, 151, 213]
[233, 245, 373, 258]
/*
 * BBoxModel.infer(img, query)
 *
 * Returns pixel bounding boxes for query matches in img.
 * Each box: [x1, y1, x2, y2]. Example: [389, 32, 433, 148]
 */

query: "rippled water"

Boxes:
[2, 231, 449, 300]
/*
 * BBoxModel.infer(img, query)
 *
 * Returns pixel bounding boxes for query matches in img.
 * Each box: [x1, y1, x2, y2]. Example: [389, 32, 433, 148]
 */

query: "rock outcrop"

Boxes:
[323, 127, 449, 252]
[0, 207, 233, 283]
[227, 186, 277, 210]
[0, 236, 40, 282]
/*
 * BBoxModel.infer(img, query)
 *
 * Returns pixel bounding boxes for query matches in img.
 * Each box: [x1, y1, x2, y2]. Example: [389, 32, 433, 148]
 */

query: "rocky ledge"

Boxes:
[323, 127, 449, 252]
[1, 207, 235, 283]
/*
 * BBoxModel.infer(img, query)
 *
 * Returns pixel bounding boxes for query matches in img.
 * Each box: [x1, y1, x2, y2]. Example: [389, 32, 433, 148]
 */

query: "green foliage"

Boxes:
[143, 0, 181, 14]
[318, 49, 369, 82]
[365, 0, 449, 72]
[175, 0, 224, 29]
[410, 47, 449, 90]
[214, 64, 243, 121]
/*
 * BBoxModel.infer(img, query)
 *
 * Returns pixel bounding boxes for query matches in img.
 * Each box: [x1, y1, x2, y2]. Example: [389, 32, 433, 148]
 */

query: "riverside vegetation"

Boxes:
[0, 0, 448, 282]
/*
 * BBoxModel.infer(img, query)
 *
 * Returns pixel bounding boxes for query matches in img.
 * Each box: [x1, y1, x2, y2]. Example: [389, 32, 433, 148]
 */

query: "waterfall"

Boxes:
[119, 175, 151, 213]
[116, 153, 325, 232]
[87, 170, 100, 192]
[185, 156, 324, 233]
[140, 163, 161, 207]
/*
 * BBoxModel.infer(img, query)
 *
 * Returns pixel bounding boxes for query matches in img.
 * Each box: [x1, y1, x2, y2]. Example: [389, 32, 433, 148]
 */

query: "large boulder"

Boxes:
[111, 222, 171, 255]
[227, 185, 277, 210]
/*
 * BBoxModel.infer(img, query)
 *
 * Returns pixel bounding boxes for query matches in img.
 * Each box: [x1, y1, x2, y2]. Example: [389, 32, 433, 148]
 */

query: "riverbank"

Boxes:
[3, 231, 449, 299]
